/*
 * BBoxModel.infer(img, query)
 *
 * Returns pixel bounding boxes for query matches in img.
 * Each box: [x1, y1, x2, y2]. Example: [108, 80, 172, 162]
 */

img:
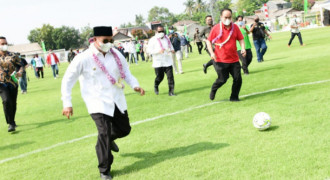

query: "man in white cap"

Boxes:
[61, 26, 145, 180]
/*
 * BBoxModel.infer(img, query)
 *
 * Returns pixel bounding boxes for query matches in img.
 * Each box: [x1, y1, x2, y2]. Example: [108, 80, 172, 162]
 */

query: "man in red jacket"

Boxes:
[206, 8, 246, 101]
[46, 49, 60, 79]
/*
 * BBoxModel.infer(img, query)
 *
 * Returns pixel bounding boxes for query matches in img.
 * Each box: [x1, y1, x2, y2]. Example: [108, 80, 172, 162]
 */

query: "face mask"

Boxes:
[238, 21, 245, 26]
[169, 30, 174, 33]
[0, 45, 8, 51]
[99, 42, 113, 52]
[223, 19, 231, 26]
[157, 33, 165, 38]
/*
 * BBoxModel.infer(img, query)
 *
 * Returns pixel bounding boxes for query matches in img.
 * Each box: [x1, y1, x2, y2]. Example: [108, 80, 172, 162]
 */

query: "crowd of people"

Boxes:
[0, 7, 307, 179]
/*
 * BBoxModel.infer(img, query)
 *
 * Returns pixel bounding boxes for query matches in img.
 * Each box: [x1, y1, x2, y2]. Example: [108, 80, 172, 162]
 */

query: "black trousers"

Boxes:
[188, 43, 192, 52]
[196, 42, 203, 54]
[237, 49, 253, 74]
[36, 67, 44, 78]
[124, 52, 129, 62]
[140, 52, 145, 61]
[91, 105, 131, 174]
[288, 32, 303, 45]
[0, 83, 18, 126]
[211, 61, 242, 100]
[154, 66, 175, 92]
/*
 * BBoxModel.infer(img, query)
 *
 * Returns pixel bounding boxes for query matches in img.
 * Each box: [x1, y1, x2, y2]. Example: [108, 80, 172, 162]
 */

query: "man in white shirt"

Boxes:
[34, 54, 45, 78]
[147, 26, 176, 96]
[61, 26, 145, 180]
[288, 14, 304, 47]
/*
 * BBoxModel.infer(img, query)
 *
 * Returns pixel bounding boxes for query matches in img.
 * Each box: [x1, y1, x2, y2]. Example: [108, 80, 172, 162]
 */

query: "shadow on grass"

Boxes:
[17, 115, 88, 132]
[241, 88, 294, 101]
[263, 125, 279, 132]
[183, 68, 204, 74]
[176, 85, 210, 95]
[0, 141, 35, 151]
[265, 57, 288, 62]
[250, 65, 283, 74]
[113, 142, 229, 176]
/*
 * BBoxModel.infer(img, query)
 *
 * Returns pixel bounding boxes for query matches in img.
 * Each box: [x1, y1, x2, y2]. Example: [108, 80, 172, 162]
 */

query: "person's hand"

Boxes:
[210, 53, 217, 60]
[241, 49, 246, 57]
[134, 87, 145, 96]
[171, 50, 175, 53]
[16, 72, 22, 77]
[160, 49, 165, 54]
[62, 107, 73, 119]
[268, 35, 272, 39]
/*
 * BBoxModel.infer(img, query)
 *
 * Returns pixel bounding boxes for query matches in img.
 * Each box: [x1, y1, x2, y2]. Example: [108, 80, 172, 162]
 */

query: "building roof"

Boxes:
[8, 43, 43, 55]
[268, 0, 290, 5]
[173, 20, 198, 27]
[113, 32, 132, 41]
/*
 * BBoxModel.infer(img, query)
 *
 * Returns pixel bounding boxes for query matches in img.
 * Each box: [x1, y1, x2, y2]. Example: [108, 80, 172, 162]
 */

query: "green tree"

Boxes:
[80, 25, 93, 47]
[148, 6, 176, 24]
[195, 0, 206, 13]
[28, 24, 56, 50]
[184, 0, 195, 18]
[135, 14, 145, 26]
[52, 26, 80, 50]
[292, 0, 304, 11]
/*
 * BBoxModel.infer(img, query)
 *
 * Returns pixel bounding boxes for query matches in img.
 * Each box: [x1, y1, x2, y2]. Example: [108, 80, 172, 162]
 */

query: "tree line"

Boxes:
[27, 0, 316, 50]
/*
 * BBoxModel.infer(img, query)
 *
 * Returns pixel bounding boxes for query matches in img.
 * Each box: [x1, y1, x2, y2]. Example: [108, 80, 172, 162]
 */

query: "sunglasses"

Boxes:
[157, 31, 165, 33]
[102, 39, 113, 44]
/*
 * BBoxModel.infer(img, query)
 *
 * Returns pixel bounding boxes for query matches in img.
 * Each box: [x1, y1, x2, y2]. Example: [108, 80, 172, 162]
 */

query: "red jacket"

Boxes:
[46, 53, 60, 65]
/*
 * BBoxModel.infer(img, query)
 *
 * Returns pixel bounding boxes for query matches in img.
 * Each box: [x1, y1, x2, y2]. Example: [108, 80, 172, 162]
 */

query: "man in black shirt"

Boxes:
[250, 16, 271, 62]
[200, 15, 214, 74]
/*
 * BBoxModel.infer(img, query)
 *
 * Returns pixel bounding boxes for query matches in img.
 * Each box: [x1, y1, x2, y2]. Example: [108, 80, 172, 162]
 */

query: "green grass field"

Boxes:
[0, 27, 329, 180]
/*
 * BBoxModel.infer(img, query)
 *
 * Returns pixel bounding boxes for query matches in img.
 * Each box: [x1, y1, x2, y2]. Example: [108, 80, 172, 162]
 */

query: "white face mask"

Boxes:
[223, 19, 231, 26]
[99, 42, 113, 52]
[0, 45, 8, 51]
[157, 33, 165, 38]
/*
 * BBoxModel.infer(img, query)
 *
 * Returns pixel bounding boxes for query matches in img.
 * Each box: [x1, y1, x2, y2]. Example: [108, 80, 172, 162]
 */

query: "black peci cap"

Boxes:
[93, 26, 113, 36]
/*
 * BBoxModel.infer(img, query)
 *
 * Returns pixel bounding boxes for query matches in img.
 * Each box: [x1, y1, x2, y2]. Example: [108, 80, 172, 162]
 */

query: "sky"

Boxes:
[0, 0, 190, 44]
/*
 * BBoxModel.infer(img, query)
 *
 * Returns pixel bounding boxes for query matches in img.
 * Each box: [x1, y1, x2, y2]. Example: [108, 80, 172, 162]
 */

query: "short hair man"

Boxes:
[249, 16, 272, 62]
[288, 14, 304, 47]
[0, 36, 23, 132]
[206, 8, 246, 101]
[147, 26, 177, 96]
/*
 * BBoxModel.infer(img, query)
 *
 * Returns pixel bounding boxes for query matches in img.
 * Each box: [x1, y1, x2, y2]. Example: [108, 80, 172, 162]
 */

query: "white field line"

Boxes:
[0, 79, 329, 165]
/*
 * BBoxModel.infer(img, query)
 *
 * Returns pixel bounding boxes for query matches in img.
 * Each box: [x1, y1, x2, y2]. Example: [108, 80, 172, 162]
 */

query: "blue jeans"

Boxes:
[19, 72, 27, 92]
[253, 39, 267, 62]
[51, 64, 59, 77]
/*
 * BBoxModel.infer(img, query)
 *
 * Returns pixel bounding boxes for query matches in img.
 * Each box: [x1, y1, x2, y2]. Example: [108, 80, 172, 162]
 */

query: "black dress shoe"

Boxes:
[154, 87, 159, 95]
[110, 141, 119, 152]
[210, 91, 216, 101]
[8, 124, 16, 132]
[230, 98, 240, 102]
[169, 92, 176, 96]
[100, 173, 112, 180]
[203, 64, 207, 74]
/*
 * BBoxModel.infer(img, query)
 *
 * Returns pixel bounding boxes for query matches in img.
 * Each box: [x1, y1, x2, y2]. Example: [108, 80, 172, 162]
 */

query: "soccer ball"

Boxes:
[253, 112, 271, 130]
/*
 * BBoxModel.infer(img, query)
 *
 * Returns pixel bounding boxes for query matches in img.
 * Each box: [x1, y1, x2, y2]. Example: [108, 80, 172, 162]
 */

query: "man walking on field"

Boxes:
[206, 8, 246, 101]
[61, 26, 145, 180]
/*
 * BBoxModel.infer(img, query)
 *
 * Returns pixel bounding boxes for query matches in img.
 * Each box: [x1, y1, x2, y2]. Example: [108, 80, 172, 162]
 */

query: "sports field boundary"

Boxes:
[0, 79, 329, 165]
